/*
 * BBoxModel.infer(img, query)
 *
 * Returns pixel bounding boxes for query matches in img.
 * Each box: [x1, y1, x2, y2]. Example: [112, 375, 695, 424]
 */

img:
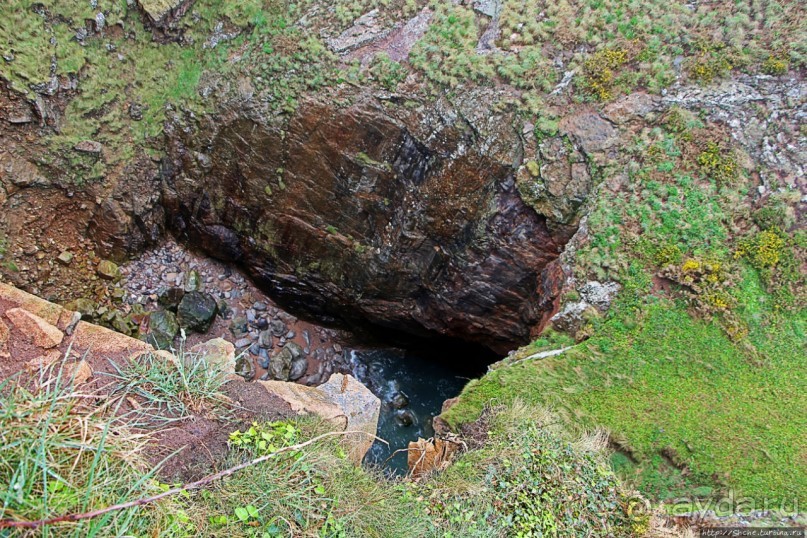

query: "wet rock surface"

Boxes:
[163, 90, 573, 354]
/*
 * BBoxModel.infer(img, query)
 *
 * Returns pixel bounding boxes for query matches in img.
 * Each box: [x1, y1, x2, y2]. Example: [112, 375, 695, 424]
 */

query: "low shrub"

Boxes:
[697, 141, 740, 185]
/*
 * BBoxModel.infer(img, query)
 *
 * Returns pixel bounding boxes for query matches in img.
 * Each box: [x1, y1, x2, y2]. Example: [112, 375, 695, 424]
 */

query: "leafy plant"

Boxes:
[228, 421, 300, 455]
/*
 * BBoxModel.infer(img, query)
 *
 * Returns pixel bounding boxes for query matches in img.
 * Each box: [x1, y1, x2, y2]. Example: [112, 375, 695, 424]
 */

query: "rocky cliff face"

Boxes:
[3, 72, 802, 354]
[161, 89, 574, 354]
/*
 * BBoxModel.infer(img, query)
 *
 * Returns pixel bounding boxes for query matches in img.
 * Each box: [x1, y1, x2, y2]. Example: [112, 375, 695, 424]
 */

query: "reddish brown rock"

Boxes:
[64, 360, 93, 385]
[163, 91, 576, 353]
[0, 319, 9, 358]
[71, 321, 151, 356]
[5, 308, 64, 349]
[25, 349, 62, 372]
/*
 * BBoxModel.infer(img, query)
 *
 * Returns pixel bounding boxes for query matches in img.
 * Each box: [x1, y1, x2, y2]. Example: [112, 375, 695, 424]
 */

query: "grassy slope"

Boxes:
[0, 363, 640, 536]
[444, 294, 806, 505]
[443, 114, 806, 506]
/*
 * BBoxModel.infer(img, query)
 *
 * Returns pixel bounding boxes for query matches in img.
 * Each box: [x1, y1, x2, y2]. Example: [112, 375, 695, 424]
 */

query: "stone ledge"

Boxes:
[259, 373, 380, 463]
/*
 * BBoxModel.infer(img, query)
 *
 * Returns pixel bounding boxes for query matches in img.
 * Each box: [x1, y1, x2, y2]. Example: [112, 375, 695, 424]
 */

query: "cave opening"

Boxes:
[335, 323, 501, 474]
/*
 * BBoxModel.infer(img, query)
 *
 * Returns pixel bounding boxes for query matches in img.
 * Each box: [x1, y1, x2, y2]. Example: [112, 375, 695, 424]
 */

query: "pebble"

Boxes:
[259, 330, 273, 348]
[258, 349, 270, 369]
[117, 240, 343, 387]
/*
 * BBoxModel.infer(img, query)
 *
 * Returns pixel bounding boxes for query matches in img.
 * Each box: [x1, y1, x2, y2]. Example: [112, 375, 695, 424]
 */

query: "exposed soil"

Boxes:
[152, 381, 293, 481]
[0, 287, 298, 483]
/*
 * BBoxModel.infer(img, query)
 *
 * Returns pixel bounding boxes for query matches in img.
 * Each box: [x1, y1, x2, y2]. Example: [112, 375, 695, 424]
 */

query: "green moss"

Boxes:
[354, 152, 391, 170]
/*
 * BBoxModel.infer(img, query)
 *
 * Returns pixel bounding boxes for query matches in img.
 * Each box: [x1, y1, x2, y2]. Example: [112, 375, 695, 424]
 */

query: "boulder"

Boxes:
[326, 10, 392, 54]
[235, 355, 255, 381]
[288, 356, 308, 381]
[96, 260, 121, 281]
[268, 347, 294, 381]
[71, 321, 151, 356]
[578, 280, 620, 310]
[184, 270, 202, 292]
[259, 373, 380, 462]
[549, 301, 599, 336]
[0, 282, 71, 327]
[56, 251, 74, 266]
[517, 136, 592, 226]
[74, 140, 103, 155]
[190, 338, 235, 377]
[136, 0, 193, 28]
[390, 391, 409, 409]
[269, 319, 287, 338]
[395, 409, 416, 427]
[229, 316, 248, 337]
[176, 292, 218, 332]
[285, 342, 304, 359]
[158, 287, 185, 311]
[5, 308, 64, 349]
[65, 298, 97, 318]
[559, 111, 619, 157]
[317, 374, 381, 462]
[145, 310, 179, 349]
[258, 329, 273, 348]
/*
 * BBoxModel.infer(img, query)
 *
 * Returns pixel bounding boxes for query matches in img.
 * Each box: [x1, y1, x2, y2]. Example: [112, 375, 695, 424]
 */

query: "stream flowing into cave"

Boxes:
[348, 348, 474, 475]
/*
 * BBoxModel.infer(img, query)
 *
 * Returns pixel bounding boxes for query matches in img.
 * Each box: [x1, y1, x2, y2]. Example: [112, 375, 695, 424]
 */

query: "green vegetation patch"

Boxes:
[444, 115, 805, 507]
[443, 296, 807, 506]
[0, 367, 176, 536]
[0, 372, 642, 537]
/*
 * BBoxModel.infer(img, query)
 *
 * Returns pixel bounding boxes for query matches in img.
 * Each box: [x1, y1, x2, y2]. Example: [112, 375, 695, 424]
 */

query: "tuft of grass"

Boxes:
[0, 364, 177, 536]
[106, 347, 230, 425]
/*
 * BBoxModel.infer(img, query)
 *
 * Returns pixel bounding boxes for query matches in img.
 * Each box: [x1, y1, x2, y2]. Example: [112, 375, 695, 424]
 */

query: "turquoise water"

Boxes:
[350, 348, 472, 475]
